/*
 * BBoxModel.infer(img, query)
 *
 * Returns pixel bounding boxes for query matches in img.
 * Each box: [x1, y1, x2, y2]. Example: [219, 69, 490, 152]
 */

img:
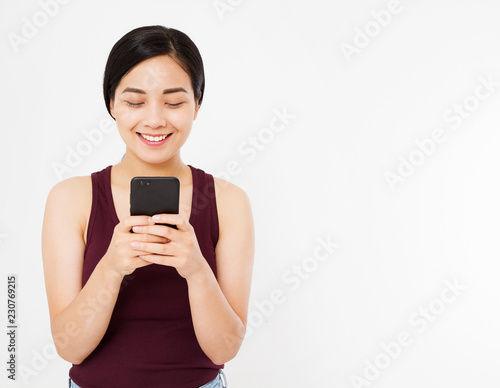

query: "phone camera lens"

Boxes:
[146, 181, 150, 186]
[140, 181, 144, 186]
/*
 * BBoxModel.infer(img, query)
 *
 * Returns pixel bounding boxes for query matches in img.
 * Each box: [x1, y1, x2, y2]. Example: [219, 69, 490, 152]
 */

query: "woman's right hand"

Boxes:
[102, 216, 167, 277]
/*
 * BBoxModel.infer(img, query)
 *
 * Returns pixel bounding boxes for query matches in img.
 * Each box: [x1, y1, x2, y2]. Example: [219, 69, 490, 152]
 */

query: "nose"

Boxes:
[143, 102, 167, 129]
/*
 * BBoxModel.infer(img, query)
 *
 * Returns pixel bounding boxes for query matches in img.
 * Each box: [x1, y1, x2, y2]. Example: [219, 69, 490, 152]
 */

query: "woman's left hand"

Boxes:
[130, 214, 209, 281]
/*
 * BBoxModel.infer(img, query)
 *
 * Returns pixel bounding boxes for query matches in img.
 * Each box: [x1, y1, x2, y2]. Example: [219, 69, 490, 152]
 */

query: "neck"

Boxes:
[113, 151, 190, 184]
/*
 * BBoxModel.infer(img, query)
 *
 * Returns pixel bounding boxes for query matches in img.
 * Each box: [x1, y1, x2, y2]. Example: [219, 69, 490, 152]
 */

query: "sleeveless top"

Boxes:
[69, 165, 222, 388]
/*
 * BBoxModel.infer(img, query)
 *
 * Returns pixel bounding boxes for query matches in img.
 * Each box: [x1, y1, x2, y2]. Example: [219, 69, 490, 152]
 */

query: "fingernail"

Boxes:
[132, 226, 142, 232]
[147, 217, 154, 224]
[131, 242, 140, 249]
[152, 215, 160, 222]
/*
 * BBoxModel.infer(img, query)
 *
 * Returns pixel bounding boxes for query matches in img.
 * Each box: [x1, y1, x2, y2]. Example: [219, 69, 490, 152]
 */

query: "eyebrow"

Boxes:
[121, 87, 188, 95]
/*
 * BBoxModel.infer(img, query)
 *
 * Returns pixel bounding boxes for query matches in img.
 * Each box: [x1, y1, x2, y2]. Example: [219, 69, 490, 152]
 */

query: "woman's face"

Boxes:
[110, 55, 199, 165]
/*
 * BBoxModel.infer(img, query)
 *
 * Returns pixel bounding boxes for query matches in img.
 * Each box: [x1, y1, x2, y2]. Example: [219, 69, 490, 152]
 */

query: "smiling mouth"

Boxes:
[138, 133, 172, 142]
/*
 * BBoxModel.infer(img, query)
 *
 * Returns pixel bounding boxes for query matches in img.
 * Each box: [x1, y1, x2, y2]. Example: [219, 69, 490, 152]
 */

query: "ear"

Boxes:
[193, 99, 200, 121]
[109, 98, 115, 119]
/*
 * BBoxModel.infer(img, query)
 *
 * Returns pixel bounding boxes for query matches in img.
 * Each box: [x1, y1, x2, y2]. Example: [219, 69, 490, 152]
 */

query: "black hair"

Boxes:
[103, 25, 205, 118]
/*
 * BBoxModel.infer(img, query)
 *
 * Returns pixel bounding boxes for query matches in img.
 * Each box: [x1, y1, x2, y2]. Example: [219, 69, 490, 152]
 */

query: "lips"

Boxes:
[137, 132, 172, 146]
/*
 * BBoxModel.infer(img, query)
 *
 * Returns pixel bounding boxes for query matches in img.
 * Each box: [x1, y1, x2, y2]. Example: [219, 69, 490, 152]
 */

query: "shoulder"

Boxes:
[44, 176, 93, 233]
[46, 176, 92, 204]
[214, 177, 250, 206]
[190, 165, 251, 210]
[213, 177, 252, 226]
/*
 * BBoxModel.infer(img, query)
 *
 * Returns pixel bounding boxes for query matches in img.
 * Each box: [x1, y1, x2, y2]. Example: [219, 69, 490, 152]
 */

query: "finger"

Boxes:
[139, 254, 177, 267]
[152, 214, 191, 231]
[132, 225, 174, 241]
[129, 245, 155, 256]
[134, 257, 155, 269]
[118, 215, 155, 231]
[130, 228, 170, 243]
[131, 241, 173, 256]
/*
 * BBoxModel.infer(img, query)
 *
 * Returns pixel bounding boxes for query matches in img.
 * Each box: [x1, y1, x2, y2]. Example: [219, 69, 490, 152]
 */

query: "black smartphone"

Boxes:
[130, 177, 180, 229]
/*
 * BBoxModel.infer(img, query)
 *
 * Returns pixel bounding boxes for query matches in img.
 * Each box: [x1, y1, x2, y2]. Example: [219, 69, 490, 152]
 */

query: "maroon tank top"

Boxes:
[69, 165, 222, 388]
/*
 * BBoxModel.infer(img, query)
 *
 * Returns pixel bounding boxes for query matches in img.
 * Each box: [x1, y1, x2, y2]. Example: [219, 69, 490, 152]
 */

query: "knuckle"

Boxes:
[139, 234, 150, 242]
[179, 246, 188, 257]
[123, 216, 134, 226]
[179, 257, 188, 268]
[111, 238, 121, 249]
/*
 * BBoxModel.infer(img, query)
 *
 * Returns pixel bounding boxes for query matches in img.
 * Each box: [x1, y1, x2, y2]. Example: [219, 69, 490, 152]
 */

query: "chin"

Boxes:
[138, 154, 176, 165]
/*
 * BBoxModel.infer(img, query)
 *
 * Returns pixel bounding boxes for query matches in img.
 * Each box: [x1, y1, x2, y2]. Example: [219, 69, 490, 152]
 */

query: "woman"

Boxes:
[42, 25, 254, 388]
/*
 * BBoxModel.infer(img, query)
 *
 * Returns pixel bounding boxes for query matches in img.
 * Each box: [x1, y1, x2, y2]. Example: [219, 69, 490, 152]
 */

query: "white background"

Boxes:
[1, 0, 500, 387]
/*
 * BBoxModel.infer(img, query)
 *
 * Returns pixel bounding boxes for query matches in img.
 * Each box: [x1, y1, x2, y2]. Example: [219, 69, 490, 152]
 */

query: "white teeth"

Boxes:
[140, 133, 168, 142]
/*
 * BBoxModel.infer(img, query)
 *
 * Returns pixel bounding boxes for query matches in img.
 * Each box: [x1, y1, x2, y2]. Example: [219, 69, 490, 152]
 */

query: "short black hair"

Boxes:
[103, 25, 205, 118]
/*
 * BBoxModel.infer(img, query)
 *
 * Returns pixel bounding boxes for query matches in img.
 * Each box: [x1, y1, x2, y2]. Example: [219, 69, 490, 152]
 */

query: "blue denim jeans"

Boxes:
[69, 370, 227, 388]
[199, 370, 227, 388]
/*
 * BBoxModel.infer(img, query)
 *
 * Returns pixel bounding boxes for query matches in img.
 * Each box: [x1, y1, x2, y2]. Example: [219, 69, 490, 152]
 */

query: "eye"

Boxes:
[166, 102, 184, 108]
[125, 101, 143, 107]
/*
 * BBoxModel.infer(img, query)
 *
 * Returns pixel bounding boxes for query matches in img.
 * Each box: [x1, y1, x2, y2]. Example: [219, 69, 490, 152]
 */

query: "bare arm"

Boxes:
[189, 180, 254, 364]
[42, 178, 155, 364]
[136, 180, 254, 365]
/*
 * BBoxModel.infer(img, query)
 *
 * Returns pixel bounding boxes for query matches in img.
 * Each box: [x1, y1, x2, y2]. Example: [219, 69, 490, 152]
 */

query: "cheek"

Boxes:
[115, 107, 142, 127]
[168, 108, 195, 129]
[113, 104, 195, 131]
